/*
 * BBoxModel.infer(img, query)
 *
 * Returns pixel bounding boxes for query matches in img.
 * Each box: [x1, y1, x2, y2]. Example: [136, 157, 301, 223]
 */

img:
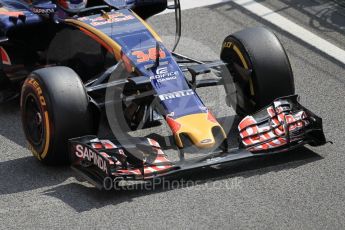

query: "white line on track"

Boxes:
[160, 0, 230, 14]
[160, 0, 345, 65]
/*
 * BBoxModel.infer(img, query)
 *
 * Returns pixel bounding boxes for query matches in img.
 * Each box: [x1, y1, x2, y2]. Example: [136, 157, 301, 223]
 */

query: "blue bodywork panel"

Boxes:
[0, 1, 206, 119]
[0, 0, 44, 35]
[0, 0, 148, 35]
[75, 9, 207, 119]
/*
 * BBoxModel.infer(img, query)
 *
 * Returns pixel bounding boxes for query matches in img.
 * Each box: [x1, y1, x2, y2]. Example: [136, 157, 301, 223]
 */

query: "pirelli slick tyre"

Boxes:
[21, 67, 93, 165]
[220, 27, 295, 115]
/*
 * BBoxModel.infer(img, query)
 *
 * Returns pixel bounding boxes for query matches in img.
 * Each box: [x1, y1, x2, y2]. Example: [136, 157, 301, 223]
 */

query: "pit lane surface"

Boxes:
[1, 1, 345, 229]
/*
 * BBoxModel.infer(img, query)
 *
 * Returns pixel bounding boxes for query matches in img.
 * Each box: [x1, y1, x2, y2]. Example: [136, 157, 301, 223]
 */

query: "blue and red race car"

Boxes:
[0, 0, 326, 189]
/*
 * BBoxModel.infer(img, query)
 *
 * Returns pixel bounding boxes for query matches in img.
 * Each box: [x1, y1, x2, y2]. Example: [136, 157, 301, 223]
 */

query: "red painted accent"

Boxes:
[166, 117, 181, 134]
[0, 11, 24, 17]
[207, 111, 218, 123]
[0, 47, 11, 65]
[91, 143, 103, 149]
[57, 0, 68, 9]
[147, 138, 160, 148]
[238, 116, 256, 131]
[99, 152, 115, 165]
[100, 140, 117, 149]
[121, 52, 133, 72]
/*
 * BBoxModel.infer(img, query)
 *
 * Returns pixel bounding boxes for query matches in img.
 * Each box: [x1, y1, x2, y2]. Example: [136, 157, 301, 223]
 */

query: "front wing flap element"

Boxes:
[68, 96, 327, 190]
[69, 135, 258, 188]
[238, 95, 327, 153]
[69, 136, 175, 188]
[69, 135, 257, 189]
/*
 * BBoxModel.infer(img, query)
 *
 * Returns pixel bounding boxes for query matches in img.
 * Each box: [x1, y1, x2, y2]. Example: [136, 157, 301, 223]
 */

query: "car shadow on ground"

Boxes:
[0, 156, 73, 195]
[0, 99, 27, 147]
[242, 0, 345, 33]
[279, 0, 345, 32]
[42, 147, 322, 213]
[0, 100, 75, 195]
[0, 100, 324, 212]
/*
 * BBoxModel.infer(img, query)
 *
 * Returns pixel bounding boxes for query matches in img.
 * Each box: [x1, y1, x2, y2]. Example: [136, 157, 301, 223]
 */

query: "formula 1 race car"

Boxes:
[1, 0, 326, 189]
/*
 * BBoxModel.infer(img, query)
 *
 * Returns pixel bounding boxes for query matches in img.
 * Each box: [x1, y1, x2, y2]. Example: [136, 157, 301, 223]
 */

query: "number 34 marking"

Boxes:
[132, 48, 166, 63]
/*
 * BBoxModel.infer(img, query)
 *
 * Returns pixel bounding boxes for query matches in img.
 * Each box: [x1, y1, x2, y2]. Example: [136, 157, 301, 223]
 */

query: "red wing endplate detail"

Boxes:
[70, 137, 173, 180]
[238, 95, 326, 153]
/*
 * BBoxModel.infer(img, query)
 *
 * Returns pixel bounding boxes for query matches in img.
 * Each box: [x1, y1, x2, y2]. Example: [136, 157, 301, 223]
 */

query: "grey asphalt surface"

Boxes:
[1, 1, 345, 229]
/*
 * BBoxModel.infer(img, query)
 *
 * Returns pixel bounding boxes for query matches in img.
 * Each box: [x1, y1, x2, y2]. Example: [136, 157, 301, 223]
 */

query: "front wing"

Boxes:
[69, 95, 327, 190]
[70, 136, 259, 190]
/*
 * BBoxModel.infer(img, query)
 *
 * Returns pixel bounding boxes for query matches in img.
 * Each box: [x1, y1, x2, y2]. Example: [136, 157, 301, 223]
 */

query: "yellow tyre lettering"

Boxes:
[40, 111, 50, 159]
[223, 41, 232, 48]
[233, 45, 254, 96]
[233, 45, 248, 69]
[29, 143, 41, 161]
[25, 78, 51, 160]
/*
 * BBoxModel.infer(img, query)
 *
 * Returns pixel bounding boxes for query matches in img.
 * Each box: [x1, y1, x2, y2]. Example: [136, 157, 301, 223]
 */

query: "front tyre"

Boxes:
[21, 67, 94, 165]
[221, 27, 295, 115]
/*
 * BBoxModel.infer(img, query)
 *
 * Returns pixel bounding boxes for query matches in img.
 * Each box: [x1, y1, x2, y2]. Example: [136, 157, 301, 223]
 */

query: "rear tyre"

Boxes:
[21, 67, 94, 165]
[220, 27, 295, 115]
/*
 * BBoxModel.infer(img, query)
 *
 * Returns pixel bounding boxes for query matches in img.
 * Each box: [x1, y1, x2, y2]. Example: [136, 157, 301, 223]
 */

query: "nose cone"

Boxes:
[167, 112, 227, 149]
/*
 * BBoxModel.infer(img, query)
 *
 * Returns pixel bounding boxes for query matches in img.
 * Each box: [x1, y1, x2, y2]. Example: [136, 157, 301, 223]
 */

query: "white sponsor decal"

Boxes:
[159, 89, 195, 101]
[166, 112, 175, 117]
[201, 139, 212, 144]
[75, 144, 108, 174]
[150, 67, 179, 83]
[31, 8, 55, 14]
[156, 67, 168, 75]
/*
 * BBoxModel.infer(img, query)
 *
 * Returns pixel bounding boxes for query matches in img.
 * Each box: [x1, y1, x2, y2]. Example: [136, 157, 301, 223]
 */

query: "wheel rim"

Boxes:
[24, 94, 44, 146]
